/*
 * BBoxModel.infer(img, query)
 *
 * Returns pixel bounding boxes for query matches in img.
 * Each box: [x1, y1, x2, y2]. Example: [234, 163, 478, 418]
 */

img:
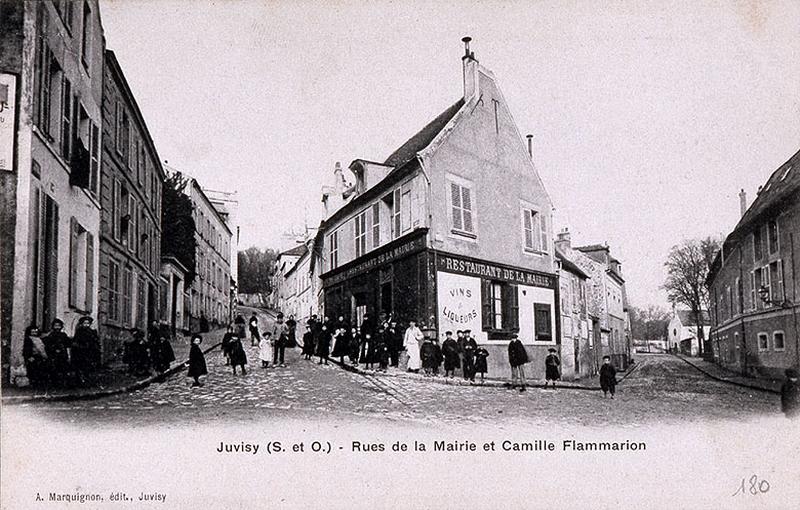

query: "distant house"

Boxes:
[668, 310, 711, 356]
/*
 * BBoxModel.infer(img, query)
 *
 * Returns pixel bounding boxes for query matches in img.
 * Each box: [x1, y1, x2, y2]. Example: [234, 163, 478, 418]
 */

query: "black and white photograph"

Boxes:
[1, 1, 799, 508]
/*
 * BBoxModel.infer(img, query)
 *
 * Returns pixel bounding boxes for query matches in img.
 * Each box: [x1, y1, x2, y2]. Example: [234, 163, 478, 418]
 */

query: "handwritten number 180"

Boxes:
[732, 475, 770, 497]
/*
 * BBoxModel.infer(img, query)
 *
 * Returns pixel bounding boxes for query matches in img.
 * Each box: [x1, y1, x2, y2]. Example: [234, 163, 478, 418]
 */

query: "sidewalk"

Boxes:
[673, 354, 782, 394]
[1, 328, 227, 404]
[328, 356, 639, 391]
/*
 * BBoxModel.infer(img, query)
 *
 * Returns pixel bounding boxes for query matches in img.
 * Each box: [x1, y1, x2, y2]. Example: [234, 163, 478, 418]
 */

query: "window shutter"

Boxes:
[502, 283, 519, 331]
[523, 210, 533, 249]
[461, 186, 473, 232]
[61, 77, 71, 159]
[450, 182, 462, 231]
[540, 212, 548, 252]
[69, 217, 78, 307]
[393, 189, 401, 238]
[481, 279, 492, 331]
[372, 203, 380, 247]
[86, 231, 94, 312]
[45, 198, 59, 329]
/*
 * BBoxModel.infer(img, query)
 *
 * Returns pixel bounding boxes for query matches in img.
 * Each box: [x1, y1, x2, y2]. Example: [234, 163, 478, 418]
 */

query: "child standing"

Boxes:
[441, 331, 460, 378]
[544, 348, 561, 389]
[229, 334, 247, 375]
[507, 333, 529, 392]
[188, 334, 208, 387]
[259, 331, 273, 368]
[474, 346, 489, 382]
[599, 355, 618, 398]
[781, 368, 799, 419]
[420, 337, 436, 376]
[431, 338, 443, 376]
[152, 336, 175, 373]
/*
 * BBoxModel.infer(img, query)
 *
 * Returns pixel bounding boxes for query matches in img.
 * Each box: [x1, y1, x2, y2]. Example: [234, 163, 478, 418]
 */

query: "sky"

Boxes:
[98, 0, 800, 309]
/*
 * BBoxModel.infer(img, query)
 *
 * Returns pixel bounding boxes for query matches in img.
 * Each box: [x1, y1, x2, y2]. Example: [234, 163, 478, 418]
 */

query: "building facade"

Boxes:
[317, 42, 559, 379]
[186, 178, 233, 329]
[97, 50, 164, 361]
[667, 310, 711, 356]
[272, 244, 306, 315]
[159, 256, 188, 335]
[707, 149, 800, 378]
[1, 1, 105, 384]
[555, 247, 592, 380]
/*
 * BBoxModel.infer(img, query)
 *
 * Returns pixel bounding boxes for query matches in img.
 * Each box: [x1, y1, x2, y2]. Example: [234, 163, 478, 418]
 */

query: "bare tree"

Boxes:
[662, 237, 721, 356]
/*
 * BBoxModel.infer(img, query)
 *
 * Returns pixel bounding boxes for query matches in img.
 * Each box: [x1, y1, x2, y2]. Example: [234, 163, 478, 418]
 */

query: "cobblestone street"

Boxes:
[17, 312, 781, 428]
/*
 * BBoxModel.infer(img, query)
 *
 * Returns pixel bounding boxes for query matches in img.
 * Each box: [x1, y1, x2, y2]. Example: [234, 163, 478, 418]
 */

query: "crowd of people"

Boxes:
[22, 316, 102, 388]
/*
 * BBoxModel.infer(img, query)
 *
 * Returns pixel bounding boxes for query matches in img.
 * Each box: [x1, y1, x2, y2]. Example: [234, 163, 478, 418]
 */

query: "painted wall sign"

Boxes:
[323, 233, 425, 287]
[0, 73, 17, 172]
[436, 253, 556, 289]
[437, 271, 482, 338]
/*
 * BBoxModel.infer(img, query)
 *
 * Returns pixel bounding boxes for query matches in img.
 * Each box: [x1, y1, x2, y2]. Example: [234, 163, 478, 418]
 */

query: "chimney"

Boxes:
[333, 161, 343, 194]
[555, 228, 571, 251]
[739, 188, 747, 217]
[526, 134, 533, 160]
[461, 36, 478, 99]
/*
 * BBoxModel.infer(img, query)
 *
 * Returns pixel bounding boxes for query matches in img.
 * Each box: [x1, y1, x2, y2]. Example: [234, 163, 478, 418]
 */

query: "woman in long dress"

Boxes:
[403, 320, 423, 372]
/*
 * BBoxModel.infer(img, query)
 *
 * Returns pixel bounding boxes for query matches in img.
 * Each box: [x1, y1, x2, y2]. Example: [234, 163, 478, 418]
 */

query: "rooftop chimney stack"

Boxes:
[333, 161, 343, 194]
[739, 188, 747, 217]
[555, 228, 572, 250]
[461, 36, 478, 99]
[526, 134, 533, 160]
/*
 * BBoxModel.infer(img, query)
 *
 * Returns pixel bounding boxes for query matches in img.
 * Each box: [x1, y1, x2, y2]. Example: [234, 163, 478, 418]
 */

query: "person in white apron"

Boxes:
[403, 320, 424, 372]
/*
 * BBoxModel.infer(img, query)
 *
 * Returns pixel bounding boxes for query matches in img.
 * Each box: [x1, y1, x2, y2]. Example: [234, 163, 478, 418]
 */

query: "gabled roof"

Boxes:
[575, 244, 609, 253]
[555, 248, 589, 279]
[676, 310, 711, 327]
[279, 244, 308, 258]
[383, 99, 465, 169]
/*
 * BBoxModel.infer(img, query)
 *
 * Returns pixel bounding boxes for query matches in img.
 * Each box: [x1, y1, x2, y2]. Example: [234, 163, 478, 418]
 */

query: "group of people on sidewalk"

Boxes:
[22, 316, 102, 388]
[122, 321, 176, 377]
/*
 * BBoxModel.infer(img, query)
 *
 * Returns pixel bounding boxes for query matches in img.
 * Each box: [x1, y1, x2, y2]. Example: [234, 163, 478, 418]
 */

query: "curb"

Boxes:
[328, 357, 638, 392]
[672, 354, 780, 395]
[1, 342, 222, 405]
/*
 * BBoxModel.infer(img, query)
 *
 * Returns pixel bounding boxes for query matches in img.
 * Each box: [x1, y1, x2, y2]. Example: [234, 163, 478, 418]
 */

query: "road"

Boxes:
[16, 308, 781, 427]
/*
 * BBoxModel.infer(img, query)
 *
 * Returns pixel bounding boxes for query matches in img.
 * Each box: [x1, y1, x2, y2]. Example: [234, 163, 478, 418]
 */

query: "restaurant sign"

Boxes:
[436, 253, 556, 289]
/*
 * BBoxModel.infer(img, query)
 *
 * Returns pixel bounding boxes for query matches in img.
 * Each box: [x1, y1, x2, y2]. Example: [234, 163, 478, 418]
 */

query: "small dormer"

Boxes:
[349, 159, 394, 196]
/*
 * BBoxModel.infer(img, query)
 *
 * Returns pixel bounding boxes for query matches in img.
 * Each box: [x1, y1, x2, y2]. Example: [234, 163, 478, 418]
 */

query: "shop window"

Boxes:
[757, 332, 768, 352]
[480, 280, 518, 338]
[773, 331, 785, 351]
[534, 303, 553, 342]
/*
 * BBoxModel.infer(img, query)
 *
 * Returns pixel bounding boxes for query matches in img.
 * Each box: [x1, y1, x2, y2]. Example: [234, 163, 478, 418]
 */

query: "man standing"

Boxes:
[248, 313, 260, 347]
[72, 316, 101, 385]
[462, 329, 478, 382]
[507, 333, 529, 392]
[403, 319, 423, 372]
[270, 313, 289, 367]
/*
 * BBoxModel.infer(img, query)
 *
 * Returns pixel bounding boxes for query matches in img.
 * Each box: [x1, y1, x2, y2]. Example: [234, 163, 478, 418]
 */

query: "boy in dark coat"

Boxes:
[431, 339, 443, 376]
[43, 319, 71, 385]
[302, 323, 316, 360]
[507, 334, 529, 392]
[441, 331, 460, 378]
[229, 334, 248, 375]
[599, 355, 617, 398]
[474, 346, 489, 381]
[376, 334, 390, 372]
[544, 348, 561, 389]
[72, 316, 101, 384]
[781, 368, 799, 419]
[188, 334, 208, 387]
[462, 330, 478, 382]
[420, 337, 437, 376]
[152, 335, 176, 373]
[221, 325, 238, 365]
[23, 325, 50, 387]
[316, 323, 331, 365]
[349, 327, 361, 365]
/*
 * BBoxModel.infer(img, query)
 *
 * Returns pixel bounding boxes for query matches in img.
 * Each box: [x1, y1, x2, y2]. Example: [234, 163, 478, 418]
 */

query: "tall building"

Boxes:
[1, 1, 105, 384]
[707, 149, 799, 378]
[316, 39, 560, 378]
[97, 50, 164, 361]
[185, 178, 233, 329]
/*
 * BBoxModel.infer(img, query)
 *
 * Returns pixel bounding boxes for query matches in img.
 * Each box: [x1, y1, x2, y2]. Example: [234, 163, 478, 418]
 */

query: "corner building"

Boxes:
[318, 42, 559, 378]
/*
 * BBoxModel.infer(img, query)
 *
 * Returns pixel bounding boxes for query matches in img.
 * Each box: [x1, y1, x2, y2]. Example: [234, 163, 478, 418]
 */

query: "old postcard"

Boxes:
[1, 1, 799, 509]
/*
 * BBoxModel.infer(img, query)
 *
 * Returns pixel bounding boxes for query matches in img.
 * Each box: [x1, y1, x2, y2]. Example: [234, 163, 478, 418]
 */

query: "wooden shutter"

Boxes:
[508, 283, 519, 331]
[523, 210, 533, 249]
[481, 279, 492, 331]
[450, 182, 462, 231]
[69, 217, 79, 307]
[461, 186, 473, 232]
[372, 203, 380, 247]
[540, 212, 548, 252]
[61, 76, 71, 159]
[44, 197, 59, 329]
[85, 231, 94, 312]
[393, 189, 401, 237]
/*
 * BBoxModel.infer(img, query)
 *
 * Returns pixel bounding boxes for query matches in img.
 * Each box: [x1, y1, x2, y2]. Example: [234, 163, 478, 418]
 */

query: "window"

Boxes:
[450, 180, 474, 236]
[769, 260, 783, 303]
[108, 260, 120, 323]
[127, 196, 136, 251]
[68, 218, 93, 312]
[328, 230, 339, 270]
[773, 331, 785, 351]
[60, 75, 72, 160]
[81, 2, 91, 69]
[735, 277, 743, 316]
[385, 189, 401, 240]
[749, 271, 756, 310]
[480, 280, 519, 338]
[522, 208, 548, 252]
[122, 268, 133, 326]
[767, 220, 779, 255]
[534, 303, 553, 342]
[402, 190, 412, 232]
[753, 228, 763, 261]
[757, 332, 768, 352]
[371, 203, 380, 248]
[136, 275, 147, 328]
[354, 210, 367, 258]
[117, 106, 130, 162]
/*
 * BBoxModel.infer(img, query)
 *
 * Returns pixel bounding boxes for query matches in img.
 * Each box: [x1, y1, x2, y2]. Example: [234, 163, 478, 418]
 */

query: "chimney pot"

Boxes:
[739, 188, 747, 217]
[462, 36, 472, 57]
[526, 134, 533, 159]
